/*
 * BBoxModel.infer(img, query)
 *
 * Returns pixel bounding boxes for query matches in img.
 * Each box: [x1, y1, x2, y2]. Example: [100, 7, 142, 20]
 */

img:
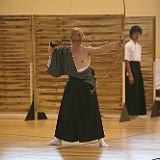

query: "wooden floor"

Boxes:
[0, 113, 160, 160]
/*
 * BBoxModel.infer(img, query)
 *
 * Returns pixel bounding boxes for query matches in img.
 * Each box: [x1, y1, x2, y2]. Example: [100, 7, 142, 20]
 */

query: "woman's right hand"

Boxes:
[129, 74, 134, 85]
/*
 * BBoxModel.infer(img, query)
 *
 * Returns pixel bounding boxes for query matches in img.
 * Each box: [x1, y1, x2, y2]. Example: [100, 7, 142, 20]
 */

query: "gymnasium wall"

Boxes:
[0, 0, 159, 58]
[0, 15, 155, 114]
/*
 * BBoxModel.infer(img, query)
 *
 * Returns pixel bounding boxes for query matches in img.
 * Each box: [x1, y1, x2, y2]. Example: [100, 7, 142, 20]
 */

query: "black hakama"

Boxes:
[125, 61, 146, 115]
[55, 76, 105, 142]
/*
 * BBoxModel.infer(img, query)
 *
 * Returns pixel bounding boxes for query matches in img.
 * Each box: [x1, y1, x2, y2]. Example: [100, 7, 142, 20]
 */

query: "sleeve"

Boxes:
[124, 43, 130, 61]
[47, 48, 65, 77]
[47, 55, 52, 68]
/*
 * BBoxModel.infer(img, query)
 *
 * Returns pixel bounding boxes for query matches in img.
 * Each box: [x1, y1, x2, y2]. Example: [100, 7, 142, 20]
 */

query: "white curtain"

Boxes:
[156, 59, 160, 90]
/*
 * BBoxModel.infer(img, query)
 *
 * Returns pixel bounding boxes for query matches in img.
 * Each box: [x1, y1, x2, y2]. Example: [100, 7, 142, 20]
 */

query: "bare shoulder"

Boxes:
[84, 45, 93, 50]
[82, 45, 90, 54]
[84, 46, 95, 54]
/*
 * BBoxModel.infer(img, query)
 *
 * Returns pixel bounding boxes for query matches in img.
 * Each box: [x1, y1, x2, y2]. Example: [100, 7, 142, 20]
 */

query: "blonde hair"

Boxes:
[71, 27, 85, 38]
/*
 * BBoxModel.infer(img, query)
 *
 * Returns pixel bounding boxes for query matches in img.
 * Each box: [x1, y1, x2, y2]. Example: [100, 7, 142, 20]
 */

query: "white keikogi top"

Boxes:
[124, 39, 142, 62]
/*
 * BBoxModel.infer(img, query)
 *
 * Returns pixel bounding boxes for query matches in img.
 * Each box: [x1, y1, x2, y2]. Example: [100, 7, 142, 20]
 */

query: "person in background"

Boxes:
[125, 25, 147, 118]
